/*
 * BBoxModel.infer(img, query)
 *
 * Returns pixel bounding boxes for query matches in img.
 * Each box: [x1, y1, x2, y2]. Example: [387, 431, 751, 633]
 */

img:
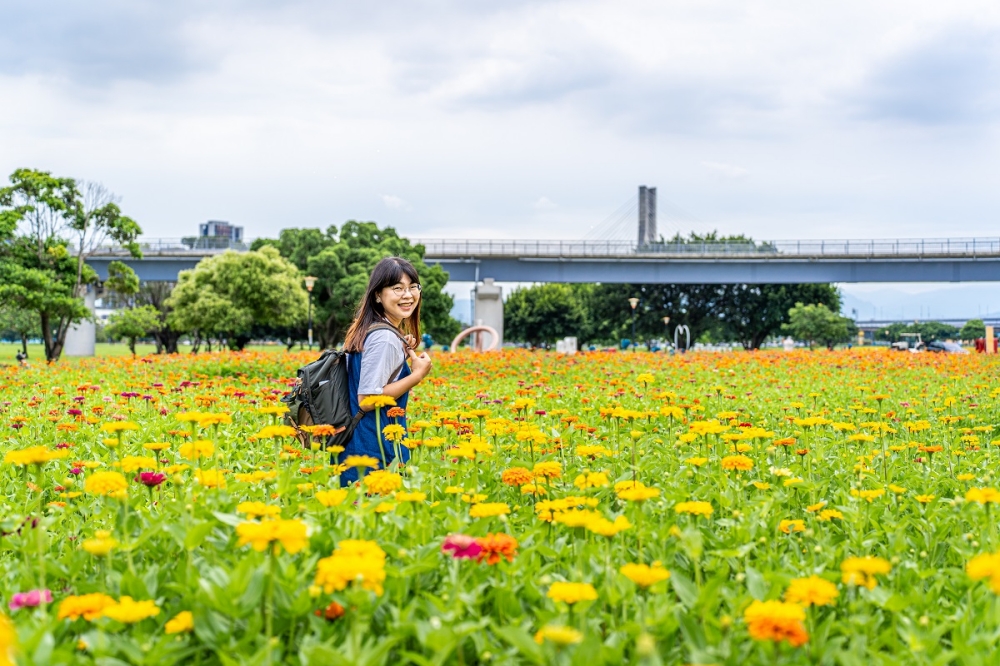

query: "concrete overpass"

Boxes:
[87, 236, 1000, 284]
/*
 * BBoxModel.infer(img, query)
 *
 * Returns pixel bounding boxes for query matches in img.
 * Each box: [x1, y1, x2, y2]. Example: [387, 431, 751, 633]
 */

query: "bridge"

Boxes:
[87, 236, 1000, 284]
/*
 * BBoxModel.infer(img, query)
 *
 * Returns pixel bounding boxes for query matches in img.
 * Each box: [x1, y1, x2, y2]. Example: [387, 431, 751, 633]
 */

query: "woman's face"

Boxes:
[378, 275, 421, 325]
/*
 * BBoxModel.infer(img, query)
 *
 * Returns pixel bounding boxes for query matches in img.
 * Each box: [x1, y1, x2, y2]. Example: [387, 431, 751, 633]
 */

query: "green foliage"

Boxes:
[0, 306, 40, 354]
[166, 246, 308, 350]
[504, 284, 587, 346]
[784, 302, 853, 348]
[876, 321, 961, 343]
[0, 169, 142, 361]
[104, 261, 141, 302]
[960, 319, 986, 341]
[104, 305, 162, 355]
[254, 222, 460, 348]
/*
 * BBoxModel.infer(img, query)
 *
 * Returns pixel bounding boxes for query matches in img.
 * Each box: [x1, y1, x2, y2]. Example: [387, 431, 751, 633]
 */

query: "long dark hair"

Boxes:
[343, 257, 421, 352]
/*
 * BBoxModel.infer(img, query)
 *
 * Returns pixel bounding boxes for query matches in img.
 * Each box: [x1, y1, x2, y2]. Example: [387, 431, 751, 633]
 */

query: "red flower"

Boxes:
[315, 601, 345, 621]
[136, 472, 166, 487]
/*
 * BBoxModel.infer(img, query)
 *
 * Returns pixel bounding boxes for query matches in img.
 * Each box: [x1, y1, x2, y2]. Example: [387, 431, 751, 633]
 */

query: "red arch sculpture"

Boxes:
[450, 325, 500, 353]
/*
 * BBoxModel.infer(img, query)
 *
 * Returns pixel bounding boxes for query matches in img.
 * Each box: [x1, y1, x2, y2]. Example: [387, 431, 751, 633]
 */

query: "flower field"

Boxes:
[2, 348, 1000, 665]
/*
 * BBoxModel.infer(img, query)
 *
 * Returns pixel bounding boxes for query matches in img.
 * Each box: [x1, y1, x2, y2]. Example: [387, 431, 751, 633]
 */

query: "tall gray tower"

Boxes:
[638, 186, 657, 245]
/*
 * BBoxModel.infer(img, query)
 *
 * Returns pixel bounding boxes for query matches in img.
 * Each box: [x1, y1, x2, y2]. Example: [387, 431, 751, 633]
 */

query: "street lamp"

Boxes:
[304, 276, 318, 350]
[628, 297, 639, 351]
[662, 316, 670, 351]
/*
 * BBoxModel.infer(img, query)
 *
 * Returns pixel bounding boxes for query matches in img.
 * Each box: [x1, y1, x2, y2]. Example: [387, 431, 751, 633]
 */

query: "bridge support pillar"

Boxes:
[474, 278, 503, 349]
[64, 285, 97, 357]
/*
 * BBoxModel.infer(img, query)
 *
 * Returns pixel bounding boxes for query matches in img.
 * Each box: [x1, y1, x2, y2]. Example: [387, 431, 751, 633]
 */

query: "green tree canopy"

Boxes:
[875, 321, 961, 343]
[252, 222, 460, 347]
[0, 306, 40, 356]
[505, 284, 587, 346]
[783, 302, 853, 348]
[166, 246, 308, 350]
[105, 305, 161, 356]
[960, 319, 986, 341]
[0, 169, 142, 361]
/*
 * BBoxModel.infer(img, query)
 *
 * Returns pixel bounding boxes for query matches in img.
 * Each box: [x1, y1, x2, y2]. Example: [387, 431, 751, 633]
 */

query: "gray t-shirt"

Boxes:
[357, 329, 406, 395]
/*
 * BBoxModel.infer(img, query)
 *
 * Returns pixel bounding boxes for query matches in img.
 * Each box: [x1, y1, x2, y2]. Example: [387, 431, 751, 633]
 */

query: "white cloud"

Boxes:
[380, 194, 410, 211]
[532, 196, 557, 211]
[701, 161, 749, 179]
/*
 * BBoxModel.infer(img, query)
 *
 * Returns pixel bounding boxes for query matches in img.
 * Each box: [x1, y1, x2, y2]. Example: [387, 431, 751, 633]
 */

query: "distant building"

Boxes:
[199, 220, 243, 242]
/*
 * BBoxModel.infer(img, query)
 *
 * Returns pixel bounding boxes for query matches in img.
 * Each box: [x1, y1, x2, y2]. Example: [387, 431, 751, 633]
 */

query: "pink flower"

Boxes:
[9, 589, 52, 611]
[441, 534, 483, 560]
[136, 472, 166, 487]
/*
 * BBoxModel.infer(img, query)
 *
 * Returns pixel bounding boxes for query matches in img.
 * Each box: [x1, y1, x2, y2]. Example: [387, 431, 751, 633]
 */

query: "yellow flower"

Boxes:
[915, 494, 935, 504]
[165, 611, 194, 634]
[234, 470, 277, 484]
[343, 455, 380, 469]
[102, 597, 160, 624]
[573, 471, 609, 489]
[359, 395, 397, 409]
[179, 440, 215, 461]
[195, 470, 226, 489]
[396, 491, 427, 502]
[116, 455, 157, 473]
[196, 413, 232, 428]
[363, 470, 403, 496]
[236, 519, 309, 554]
[84, 471, 128, 497]
[617, 486, 661, 502]
[684, 456, 709, 467]
[752, 482, 771, 490]
[674, 501, 713, 516]
[620, 563, 671, 588]
[236, 502, 281, 519]
[841, 556, 891, 589]
[0, 612, 15, 666]
[469, 502, 511, 518]
[4, 446, 69, 466]
[779, 519, 805, 534]
[142, 442, 171, 452]
[817, 509, 843, 521]
[547, 582, 598, 605]
[316, 489, 349, 507]
[966, 552, 1000, 594]
[81, 530, 118, 557]
[100, 421, 139, 434]
[850, 488, 885, 503]
[721, 455, 754, 472]
[533, 461, 562, 479]
[254, 425, 298, 439]
[966, 488, 1000, 504]
[382, 424, 406, 442]
[57, 593, 117, 621]
[784, 576, 838, 607]
[314, 539, 387, 596]
[534, 625, 583, 646]
[586, 515, 632, 538]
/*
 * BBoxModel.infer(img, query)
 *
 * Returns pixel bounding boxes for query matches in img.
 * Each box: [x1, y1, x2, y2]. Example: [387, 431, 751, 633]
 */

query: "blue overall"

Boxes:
[337, 349, 410, 485]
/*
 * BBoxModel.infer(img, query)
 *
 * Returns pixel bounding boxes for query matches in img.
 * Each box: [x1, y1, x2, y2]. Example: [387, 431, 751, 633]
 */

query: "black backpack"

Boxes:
[282, 324, 407, 449]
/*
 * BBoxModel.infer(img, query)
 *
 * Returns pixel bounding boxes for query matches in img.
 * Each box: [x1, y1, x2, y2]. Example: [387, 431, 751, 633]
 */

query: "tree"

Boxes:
[253, 222, 461, 348]
[0, 306, 40, 356]
[784, 302, 852, 348]
[717, 284, 841, 349]
[876, 321, 961, 343]
[960, 319, 986, 341]
[504, 284, 587, 346]
[135, 282, 182, 354]
[0, 169, 142, 361]
[104, 305, 161, 356]
[166, 246, 308, 351]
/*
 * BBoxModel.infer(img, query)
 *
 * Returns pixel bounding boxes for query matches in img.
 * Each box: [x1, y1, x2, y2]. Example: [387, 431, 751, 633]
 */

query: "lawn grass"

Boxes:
[0, 342, 297, 362]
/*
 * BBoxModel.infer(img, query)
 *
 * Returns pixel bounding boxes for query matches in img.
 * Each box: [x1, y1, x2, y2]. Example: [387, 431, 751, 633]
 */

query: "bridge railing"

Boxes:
[418, 237, 1000, 258]
[89, 237, 252, 254]
[96, 236, 1000, 258]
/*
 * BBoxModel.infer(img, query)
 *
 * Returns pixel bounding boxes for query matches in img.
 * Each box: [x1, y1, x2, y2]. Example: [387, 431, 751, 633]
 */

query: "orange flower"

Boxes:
[743, 600, 808, 647]
[476, 533, 518, 565]
[501, 467, 534, 487]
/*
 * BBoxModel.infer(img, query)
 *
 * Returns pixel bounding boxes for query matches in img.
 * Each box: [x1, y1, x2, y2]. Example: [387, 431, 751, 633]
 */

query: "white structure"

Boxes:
[556, 337, 578, 354]
[64, 286, 97, 357]
[474, 278, 504, 348]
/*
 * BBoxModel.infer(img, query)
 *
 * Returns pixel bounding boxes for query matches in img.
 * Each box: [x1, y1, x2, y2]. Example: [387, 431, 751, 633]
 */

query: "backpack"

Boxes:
[282, 323, 408, 449]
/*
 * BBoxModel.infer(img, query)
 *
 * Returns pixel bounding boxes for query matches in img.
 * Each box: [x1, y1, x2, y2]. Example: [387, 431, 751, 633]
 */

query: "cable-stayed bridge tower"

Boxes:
[638, 185, 657, 245]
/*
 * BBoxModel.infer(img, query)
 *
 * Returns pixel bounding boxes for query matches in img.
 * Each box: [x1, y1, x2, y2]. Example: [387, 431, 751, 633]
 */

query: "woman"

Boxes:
[339, 257, 432, 484]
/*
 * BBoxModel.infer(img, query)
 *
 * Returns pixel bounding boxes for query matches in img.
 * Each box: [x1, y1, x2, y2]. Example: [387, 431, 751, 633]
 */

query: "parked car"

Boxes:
[926, 340, 968, 354]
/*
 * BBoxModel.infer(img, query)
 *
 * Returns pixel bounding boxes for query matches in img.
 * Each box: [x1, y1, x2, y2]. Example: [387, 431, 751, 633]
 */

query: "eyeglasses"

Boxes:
[390, 284, 422, 296]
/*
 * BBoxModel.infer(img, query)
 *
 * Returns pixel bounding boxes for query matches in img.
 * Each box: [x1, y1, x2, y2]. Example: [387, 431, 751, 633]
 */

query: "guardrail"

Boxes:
[90, 237, 1000, 258]
[417, 237, 1000, 258]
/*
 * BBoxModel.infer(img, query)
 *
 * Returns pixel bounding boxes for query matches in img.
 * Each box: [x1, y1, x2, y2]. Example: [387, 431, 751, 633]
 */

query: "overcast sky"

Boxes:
[4, 1, 1000, 245]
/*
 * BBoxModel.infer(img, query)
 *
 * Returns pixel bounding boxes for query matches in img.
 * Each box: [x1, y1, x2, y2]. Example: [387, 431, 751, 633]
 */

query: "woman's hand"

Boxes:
[402, 334, 417, 350]
[407, 347, 432, 379]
